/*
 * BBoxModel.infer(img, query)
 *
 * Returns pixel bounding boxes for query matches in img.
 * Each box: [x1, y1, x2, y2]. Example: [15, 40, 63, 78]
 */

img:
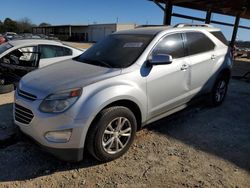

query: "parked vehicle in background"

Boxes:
[14, 24, 232, 162]
[0, 35, 7, 45]
[0, 39, 82, 94]
[0, 33, 58, 45]
[4, 32, 17, 40]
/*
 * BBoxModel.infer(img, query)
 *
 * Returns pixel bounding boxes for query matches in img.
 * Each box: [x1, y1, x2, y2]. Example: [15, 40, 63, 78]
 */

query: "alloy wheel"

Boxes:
[102, 117, 132, 154]
[215, 80, 227, 102]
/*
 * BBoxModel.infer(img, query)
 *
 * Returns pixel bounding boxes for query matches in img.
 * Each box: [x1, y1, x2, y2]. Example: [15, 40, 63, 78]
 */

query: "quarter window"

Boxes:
[186, 32, 215, 56]
[39, 45, 72, 59]
[152, 33, 185, 59]
[210, 31, 228, 45]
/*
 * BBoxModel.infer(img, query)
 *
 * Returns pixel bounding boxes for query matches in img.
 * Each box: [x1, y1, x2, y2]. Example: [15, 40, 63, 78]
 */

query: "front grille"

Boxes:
[15, 104, 34, 125]
[18, 89, 37, 101]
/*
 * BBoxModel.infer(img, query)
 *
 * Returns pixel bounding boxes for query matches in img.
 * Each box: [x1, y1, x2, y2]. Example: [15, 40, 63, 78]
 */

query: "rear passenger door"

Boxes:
[38, 45, 73, 68]
[184, 32, 216, 95]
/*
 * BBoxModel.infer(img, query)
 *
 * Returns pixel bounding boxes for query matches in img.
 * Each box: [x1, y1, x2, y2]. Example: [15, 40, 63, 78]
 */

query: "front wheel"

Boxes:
[86, 106, 137, 162]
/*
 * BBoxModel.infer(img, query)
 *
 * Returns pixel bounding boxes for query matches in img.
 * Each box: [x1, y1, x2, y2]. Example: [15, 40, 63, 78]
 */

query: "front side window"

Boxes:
[151, 33, 185, 59]
[39, 45, 72, 59]
[0, 46, 39, 67]
[75, 34, 153, 68]
[186, 32, 215, 56]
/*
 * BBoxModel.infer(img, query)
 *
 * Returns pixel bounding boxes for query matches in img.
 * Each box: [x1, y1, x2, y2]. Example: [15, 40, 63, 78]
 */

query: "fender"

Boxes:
[75, 82, 147, 122]
[71, 81, 147, 148]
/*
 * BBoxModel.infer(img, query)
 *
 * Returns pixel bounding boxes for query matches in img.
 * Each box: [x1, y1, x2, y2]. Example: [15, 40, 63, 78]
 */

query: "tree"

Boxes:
[17, 17, 35, 33]
[0, 20, 4, 33]
[3, 18, 17, 32]
[39, 22, 51, 27]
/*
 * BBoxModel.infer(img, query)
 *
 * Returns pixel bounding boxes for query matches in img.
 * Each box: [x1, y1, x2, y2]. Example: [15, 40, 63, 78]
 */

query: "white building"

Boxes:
[88, 23, 136, 42]
[32, 23, 136, 42]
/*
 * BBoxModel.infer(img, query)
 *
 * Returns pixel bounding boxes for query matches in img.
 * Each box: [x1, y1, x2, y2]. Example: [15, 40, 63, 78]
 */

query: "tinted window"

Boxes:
[186, 32, 215, 56]
[210, 31, 228, 45]
[75, 34, 153, 68]
[0, 43, 12, 54]
[39, 45, 72, 59]
[152, 33, 185, 59]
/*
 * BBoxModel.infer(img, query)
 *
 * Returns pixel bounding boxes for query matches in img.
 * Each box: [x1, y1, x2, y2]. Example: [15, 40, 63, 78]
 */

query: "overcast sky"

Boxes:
[1, 0, 250, 41]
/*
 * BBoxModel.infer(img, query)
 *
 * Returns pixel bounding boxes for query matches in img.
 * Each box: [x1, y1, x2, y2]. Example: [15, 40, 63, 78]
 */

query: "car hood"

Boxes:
[19, 59, 122, 99]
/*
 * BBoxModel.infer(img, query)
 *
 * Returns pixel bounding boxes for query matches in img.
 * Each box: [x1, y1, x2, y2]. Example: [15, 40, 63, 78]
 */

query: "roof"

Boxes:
[33, 24, 88, 28]
[151, 0, 250, 19]
[33, 23, 136, 28]
[8, 39, 62, 47]
[115, 25, 219, 35]
[115, 26, 172, 35]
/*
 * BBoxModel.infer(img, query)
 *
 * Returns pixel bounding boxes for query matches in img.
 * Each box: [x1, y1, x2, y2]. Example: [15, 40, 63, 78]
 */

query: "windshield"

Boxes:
[74, 34, 153, 68]
[0, 43, 13, 54]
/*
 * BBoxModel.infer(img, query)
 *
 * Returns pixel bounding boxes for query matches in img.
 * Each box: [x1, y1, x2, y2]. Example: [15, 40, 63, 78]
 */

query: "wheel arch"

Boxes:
[218, 68, 231, 83]
[104, 99, 142, 130]
[88, 99, 143, 133]
[84, 99, 143, 157]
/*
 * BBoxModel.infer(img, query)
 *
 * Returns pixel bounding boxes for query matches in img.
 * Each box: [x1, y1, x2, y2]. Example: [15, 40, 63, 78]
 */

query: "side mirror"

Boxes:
[148, 54, 173, 65]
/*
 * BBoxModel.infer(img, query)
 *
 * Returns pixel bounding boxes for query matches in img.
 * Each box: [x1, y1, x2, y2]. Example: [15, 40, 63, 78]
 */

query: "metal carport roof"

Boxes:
[149, 0, 250, 46]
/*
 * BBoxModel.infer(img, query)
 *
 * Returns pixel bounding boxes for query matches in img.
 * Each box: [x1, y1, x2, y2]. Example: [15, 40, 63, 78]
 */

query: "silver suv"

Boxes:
[14, 24, 232, 162]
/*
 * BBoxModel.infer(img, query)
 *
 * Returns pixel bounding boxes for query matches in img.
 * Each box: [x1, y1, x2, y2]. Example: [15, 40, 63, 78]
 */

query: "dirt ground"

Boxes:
[0, 78, 249, 188]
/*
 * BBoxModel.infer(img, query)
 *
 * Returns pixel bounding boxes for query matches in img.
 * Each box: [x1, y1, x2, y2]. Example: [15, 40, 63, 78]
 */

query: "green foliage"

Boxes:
[0, 20, 4, 33]
[0, 17, 39, 34]
[3, 18, 17, 32]
[39, 22, 51, 27]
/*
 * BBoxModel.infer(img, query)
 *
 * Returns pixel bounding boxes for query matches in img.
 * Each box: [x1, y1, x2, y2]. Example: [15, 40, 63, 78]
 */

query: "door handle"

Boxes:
[211, 54, 216, 60]
[181, 64, 189, 71]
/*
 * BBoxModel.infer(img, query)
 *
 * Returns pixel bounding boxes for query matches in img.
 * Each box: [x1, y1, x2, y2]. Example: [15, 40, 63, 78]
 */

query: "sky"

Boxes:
[1, 0, 250, 41]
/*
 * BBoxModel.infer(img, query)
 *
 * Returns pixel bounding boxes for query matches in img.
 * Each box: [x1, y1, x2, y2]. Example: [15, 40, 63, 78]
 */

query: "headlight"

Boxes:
[39, 88, 82, 113]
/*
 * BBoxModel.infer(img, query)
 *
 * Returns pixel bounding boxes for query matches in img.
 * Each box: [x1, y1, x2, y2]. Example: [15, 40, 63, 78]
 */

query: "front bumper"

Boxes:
[21, 130, 83, 162]
[14, 91, 90, 162]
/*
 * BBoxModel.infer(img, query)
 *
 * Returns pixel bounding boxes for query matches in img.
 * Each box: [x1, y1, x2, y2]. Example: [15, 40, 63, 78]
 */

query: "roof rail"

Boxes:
[174, 23, 214, 28]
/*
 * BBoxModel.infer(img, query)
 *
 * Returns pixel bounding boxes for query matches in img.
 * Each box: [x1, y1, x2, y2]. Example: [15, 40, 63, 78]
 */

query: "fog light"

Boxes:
[45, 130, 72, 143]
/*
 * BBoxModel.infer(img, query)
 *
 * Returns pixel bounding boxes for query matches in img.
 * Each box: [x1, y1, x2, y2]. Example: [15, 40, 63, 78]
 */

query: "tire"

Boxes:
[208, 75, 229, 106]
[0, 83, 14, 94]
[87, 106, 137, 162]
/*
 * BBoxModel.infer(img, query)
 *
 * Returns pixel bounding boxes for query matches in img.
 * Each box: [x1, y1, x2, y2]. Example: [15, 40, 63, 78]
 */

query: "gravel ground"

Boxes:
[0, 79, 249, 188]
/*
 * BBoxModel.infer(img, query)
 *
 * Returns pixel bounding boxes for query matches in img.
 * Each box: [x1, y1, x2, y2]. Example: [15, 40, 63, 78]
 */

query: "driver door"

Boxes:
[146, 33, 191, 119]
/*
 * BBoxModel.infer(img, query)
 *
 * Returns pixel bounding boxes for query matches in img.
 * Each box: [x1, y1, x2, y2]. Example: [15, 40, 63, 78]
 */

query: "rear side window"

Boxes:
[39, 45, 72, 59]
[152, 33, 185, 59]
[210, 31, 228, 45]
[186, 32, 215, 56]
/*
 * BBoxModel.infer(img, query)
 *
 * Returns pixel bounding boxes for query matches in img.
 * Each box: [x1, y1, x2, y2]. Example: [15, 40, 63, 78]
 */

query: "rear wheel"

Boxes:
[209, 75, 229, 106]
[87, 106, 137, 162]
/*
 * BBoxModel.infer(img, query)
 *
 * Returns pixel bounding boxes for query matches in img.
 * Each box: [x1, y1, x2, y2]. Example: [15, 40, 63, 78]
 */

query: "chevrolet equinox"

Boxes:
[14, 24, 232, 162]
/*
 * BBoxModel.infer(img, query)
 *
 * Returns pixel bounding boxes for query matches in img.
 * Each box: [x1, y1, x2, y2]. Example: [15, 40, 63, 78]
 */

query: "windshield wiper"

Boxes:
[81, 58, 112, 68]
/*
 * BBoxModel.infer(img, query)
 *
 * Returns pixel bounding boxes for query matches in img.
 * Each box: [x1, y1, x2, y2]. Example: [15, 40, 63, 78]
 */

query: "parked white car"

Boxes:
[0, 39, 82, 68]
[0, 39, 83, 94]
